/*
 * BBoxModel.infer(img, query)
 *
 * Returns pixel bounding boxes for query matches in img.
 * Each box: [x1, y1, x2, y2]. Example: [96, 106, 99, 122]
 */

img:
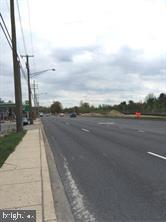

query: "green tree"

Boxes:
[118, 101, 127, 113]
[157, 93, 166, 113]
[0, 98, 4, 104]
[79, 101, 90, 113]
[50, 101, 62, 114]
[144, 94, 156, 113]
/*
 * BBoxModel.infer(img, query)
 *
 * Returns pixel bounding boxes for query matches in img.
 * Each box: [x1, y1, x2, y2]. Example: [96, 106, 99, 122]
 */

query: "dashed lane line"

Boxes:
[98, 122, 115, 125]
[138, 130, 145, 133]
[81, 128, 90, 132]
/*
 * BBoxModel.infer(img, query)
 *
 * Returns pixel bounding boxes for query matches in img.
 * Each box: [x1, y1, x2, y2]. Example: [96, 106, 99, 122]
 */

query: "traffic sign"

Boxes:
[23, 105, 29, 112]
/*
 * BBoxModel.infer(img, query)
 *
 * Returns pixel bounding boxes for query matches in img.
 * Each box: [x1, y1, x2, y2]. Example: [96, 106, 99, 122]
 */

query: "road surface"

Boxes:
[42, 116, 166, 222]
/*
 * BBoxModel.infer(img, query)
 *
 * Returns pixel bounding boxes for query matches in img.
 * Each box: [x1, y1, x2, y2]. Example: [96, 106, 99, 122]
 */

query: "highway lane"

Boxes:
[42, 116, 166, 221]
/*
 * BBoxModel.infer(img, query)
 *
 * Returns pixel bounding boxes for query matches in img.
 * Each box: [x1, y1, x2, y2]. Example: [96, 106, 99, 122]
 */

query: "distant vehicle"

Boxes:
[59, 113, 64, 117]
[70, 112, 77, 118]
[39, 112, 44, 117]
[22, 117, 28, 125]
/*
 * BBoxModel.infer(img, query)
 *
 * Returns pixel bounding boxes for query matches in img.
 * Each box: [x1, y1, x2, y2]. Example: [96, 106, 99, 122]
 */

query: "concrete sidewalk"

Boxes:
[0, 120, 57, 222]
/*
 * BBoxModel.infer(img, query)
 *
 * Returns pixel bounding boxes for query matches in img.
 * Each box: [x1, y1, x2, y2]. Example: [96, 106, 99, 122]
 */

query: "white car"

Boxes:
[22, 117, 28, 125]
[39, 112, 44, 117]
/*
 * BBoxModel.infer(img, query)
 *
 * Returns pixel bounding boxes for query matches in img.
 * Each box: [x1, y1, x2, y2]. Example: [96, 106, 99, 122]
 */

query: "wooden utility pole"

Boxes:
[10, 0, 23, 132]
[21, 55, 34, 124]
[32, 80, 38, 118]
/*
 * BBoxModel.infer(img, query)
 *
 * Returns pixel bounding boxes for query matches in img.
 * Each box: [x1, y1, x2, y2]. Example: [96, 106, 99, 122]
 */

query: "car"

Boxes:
[70, 112, 77, 118]
[22, 117, 28, 125]
[39, 112, 44, 117]
[59, 113, 64, 117]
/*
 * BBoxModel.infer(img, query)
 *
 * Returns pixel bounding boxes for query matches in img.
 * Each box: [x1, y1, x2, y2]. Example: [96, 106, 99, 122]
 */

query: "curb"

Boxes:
[40, 121, 75, 222]
[39, 127, 57, 222]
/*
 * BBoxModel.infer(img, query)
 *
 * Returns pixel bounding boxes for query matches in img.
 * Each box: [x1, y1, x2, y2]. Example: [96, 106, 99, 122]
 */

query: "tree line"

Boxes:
[1, 93, 166, 115]
[42, 92, 166, 115]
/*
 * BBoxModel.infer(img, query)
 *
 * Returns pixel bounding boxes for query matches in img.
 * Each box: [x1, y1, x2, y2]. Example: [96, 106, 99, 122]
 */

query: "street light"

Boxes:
[30, 68, 55, 108]
[30, 68, 56, 78]
[25, 68, 55, 124]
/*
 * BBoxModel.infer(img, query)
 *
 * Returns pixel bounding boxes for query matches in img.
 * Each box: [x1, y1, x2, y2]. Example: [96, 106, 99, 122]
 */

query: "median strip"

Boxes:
[147, 152, 166, 160]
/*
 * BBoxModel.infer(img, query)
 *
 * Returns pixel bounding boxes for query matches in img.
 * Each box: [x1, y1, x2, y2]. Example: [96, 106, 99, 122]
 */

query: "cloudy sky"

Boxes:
[0, 0, 166, 107]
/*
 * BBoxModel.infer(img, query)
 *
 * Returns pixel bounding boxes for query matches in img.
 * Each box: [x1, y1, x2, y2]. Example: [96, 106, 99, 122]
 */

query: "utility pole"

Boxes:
[33, 80, 36, 107]
[32, 80, 38, 118]
[21, 55, 34, 124]
[10, 0, 23, 132]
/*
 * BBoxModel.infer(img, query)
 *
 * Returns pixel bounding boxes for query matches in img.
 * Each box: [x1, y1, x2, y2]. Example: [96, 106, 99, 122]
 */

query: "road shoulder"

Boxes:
[41, 121, 75, 222]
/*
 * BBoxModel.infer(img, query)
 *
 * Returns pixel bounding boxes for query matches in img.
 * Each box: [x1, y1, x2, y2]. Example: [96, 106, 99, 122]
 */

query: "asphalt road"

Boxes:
[42, 116, 166, 222]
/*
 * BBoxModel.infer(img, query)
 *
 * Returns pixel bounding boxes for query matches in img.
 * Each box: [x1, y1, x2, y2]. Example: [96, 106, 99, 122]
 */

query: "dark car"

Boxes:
[70, 112, 77, 118]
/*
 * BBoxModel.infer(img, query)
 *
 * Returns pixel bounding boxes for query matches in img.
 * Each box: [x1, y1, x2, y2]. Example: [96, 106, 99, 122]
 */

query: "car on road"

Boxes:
[39, 112, 44, 117]
[70, 112, 77, 118]
[59, 113, 64, 117]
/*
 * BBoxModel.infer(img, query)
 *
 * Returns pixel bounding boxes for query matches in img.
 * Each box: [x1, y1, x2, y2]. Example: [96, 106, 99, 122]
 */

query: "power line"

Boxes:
[16, 0, 27, 55]
[0, 13, 27, 81]
[0, 21, 12, 49]
[27, 0, 34, 54]
[0, 11, 35, 104]
[27, 0, 36, 70]
[0, 13, 12, 49]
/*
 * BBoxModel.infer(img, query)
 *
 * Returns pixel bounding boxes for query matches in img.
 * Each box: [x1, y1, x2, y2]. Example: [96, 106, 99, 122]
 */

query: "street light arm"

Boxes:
[30, 68, 56, 78]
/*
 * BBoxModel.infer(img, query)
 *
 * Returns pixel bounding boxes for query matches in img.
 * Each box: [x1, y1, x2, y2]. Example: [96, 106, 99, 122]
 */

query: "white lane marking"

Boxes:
[81, 128, 90, 132]
[147, 152, 166, 160]
[98, 122, 115, 125]
[64, 158, 96, 221]
[138, 130, 144, 133]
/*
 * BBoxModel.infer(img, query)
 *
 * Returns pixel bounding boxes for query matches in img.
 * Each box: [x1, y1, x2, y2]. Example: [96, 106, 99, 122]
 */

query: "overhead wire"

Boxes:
[16, 0, 27, 55]
[0, 13, 12, 50]
[27, 0, 36, 71]
[15, 0, 36, 102]
[26, 0, 36, 102]
[0, 9, 35, 103]
[16, 0, 35, 102]
[0, 12, 27, 81]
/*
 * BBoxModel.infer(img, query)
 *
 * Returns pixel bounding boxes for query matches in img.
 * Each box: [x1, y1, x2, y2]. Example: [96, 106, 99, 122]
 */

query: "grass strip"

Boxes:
[0, 131, 26, 168]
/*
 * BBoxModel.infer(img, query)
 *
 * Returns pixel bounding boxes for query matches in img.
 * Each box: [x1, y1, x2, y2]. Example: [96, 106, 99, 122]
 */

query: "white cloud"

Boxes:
[0, 0, 165, 107]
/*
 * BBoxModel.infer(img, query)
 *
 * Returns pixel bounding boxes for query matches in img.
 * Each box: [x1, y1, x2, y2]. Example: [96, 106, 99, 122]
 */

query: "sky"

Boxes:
[0, 0, 166, 107]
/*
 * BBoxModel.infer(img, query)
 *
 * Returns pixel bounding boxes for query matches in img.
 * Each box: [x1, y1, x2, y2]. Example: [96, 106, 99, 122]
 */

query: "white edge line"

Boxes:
[98, 122, 115, 125]
[147, 152, 166, 160]
[138, 130, 144, 133]
[81, 128, 90, 132]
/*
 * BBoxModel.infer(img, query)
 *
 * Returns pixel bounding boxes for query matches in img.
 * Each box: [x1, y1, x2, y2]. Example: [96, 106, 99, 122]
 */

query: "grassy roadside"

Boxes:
[0, 131, 26, 168]
[103, 115, 166, 121]
[81, 113, 166, 121]
[124, 115, 166, 121]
